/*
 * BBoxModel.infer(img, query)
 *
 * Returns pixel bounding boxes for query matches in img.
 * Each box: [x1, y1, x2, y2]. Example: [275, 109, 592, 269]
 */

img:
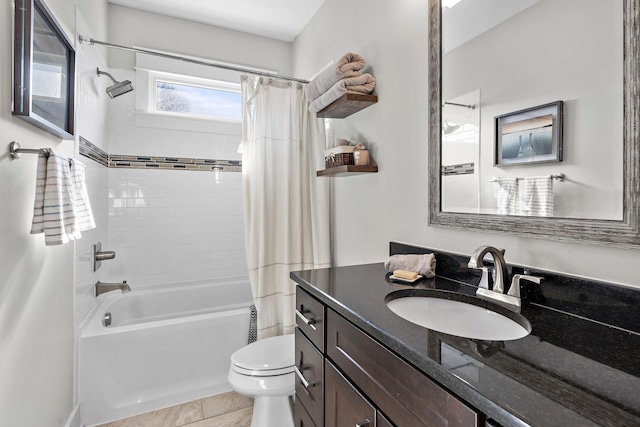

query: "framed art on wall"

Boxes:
[495, 101, 563, 166]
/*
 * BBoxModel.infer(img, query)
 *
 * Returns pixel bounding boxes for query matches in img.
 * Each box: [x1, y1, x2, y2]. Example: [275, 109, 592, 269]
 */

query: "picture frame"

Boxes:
[13, 0, 76, 140]
[495, 101, 563, 166]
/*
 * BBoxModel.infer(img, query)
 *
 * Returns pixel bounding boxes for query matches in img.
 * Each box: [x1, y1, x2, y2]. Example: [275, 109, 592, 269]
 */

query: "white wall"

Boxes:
[292, 0, 640, 289]
[0, 1, 109, 426]
[107, 5, 292, 76]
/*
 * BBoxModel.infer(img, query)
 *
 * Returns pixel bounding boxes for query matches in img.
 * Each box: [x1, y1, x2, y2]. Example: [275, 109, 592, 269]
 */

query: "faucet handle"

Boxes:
[508, 274, 543, 298]
[478, 267, 493, 289]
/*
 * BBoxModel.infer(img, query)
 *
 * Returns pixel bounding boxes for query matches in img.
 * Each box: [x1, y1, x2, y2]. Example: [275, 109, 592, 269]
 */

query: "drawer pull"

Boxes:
[355, 420, 370, 427]
[295, 308, 317, 330]
[294, 365, 315, 388]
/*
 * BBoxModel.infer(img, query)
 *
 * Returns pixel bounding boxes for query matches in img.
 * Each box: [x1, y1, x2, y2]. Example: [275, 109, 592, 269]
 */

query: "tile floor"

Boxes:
[96, 391, 253, 427]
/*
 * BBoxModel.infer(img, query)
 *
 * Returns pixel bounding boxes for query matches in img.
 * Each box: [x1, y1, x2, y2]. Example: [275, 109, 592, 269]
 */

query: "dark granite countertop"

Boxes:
[290, 243, 640, 427]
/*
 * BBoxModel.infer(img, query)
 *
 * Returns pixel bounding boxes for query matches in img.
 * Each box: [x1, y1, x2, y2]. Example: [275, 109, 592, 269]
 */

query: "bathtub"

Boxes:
[79, 277, 254, 426]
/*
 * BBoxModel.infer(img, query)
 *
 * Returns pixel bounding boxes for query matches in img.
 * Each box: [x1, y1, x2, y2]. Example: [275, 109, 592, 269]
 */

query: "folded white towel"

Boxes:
[304, 53, 367, 102]
[384, 253, 437, 278]
[522, 176, 553, 217]
[496, 178, 520, 215]
[31, 152, 95, 245]
[308, 73, 376, 113]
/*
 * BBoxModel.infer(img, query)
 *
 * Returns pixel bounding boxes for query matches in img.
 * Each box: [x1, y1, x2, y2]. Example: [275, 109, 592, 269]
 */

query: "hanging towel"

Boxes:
[70, 159, 96, 232]
[31, 152, 95, 245]
[496, 177, 520, 215]
[522, 176, 554, 217]
[308, 73, 376, 113]
[304, 52, 367, 102]
[384, 253, 437, 278]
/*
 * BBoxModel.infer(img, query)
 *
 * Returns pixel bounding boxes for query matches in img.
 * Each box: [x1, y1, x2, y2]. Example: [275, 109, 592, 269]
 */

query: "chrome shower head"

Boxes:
[96, 67, 134, 98]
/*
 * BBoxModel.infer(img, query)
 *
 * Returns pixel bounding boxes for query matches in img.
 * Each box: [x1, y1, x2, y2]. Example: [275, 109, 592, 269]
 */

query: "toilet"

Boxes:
[228, 334, 295, 427]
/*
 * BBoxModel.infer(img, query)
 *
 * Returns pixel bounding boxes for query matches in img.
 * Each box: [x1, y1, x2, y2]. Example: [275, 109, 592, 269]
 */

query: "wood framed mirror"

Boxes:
[13, 0, 75, 140]
[428, 0, 640, 248]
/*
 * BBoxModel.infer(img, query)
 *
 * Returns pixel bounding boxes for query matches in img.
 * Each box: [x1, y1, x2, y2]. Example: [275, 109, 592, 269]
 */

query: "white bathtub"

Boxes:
[79, 277, 254, 426]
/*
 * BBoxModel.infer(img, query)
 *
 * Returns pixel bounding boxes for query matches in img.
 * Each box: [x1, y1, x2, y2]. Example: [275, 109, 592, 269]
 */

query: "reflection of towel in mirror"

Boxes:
[384, 253, 437, 278]
[496, 178, 520, 215]
[308, 73, 376, 113]
[522, 176, 553, 217]
[304, 52, 367, 102]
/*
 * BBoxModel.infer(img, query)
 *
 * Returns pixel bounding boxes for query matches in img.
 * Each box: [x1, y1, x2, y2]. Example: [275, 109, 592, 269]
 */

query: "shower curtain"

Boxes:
[241, 75, 331, 339]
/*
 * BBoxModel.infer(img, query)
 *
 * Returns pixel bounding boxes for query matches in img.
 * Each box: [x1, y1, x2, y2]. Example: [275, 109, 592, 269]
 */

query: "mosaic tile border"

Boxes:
[442, 162, 474, 176]
[109, 155, 242, 172]
[79, 136, 242, 172]
[79, 136, 109, 167]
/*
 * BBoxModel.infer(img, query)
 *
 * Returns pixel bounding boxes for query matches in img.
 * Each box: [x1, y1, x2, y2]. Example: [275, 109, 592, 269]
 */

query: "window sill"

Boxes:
[134, 111, 242, 135]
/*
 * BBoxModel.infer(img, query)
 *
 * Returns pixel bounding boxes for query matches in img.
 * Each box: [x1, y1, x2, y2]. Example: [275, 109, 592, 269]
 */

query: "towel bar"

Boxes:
[489, 174, 564, 182]
[9, 141, 51, 160]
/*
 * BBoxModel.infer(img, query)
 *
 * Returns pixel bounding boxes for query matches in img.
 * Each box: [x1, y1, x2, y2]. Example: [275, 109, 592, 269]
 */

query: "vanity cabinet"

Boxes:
[295, 286, 485, 427]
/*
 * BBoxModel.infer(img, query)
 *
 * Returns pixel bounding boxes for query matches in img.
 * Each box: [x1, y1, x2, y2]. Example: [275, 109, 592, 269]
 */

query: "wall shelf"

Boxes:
[316, 93, 378, 119]
[317, 164, 378, 177]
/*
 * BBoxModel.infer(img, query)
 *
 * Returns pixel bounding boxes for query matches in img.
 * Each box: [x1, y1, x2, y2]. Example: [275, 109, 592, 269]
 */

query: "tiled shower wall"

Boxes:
[102, 69, 247, 287]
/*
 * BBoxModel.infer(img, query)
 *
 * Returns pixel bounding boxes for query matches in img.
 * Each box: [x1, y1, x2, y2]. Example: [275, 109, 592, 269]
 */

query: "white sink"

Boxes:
[386, 290, 531, 341]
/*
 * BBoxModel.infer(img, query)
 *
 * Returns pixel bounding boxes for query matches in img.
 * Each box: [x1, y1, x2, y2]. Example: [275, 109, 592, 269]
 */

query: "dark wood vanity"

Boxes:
[291, 243, 640, 427]
[295, 285, 483, 427]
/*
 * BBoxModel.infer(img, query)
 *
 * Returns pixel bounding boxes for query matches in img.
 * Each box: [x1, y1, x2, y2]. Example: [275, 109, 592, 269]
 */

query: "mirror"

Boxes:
[13, 0, 75, 140]
[428, 0, 640, 247]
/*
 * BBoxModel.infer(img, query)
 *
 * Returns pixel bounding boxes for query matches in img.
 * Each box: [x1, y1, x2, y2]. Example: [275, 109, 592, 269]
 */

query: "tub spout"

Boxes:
[95, 280, 131, 297]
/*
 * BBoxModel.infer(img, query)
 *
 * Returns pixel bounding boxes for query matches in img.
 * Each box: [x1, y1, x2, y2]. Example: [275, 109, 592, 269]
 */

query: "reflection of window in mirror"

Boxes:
[13, 0, 75, 139]
[32, 2, 70, 130]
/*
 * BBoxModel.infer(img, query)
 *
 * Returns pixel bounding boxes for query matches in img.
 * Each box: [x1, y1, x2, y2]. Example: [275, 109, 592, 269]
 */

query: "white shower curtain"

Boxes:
[241, 75, 331, 339]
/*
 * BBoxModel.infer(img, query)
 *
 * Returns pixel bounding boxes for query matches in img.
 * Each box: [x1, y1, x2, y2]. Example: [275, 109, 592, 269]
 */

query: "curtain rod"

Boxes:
[78, 35, 310, 84]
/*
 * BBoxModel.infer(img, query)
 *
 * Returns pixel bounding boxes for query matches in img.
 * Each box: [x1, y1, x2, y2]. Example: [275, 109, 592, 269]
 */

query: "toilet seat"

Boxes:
[230, 334, 295, 377]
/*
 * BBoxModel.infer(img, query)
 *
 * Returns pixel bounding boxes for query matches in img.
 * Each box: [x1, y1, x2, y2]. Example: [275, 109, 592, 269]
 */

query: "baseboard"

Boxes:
[64, 404, 81, 427]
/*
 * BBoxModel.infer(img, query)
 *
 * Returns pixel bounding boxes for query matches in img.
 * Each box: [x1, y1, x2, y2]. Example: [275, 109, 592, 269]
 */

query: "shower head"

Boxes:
[96, 67, 134, 98]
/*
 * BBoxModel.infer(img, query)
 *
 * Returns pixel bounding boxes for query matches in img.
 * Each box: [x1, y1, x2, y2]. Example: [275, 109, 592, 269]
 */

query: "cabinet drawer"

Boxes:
[327, 309, 483, 427]
[325, 360, 376, 427]
[295, 328, 324, 426]
[296, 286, 325, 352]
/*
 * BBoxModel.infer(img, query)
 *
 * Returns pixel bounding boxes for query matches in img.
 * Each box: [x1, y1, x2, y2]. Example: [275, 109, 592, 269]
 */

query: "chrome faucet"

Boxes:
[468, 246, 541, 313]
[95, 280, 131, 297]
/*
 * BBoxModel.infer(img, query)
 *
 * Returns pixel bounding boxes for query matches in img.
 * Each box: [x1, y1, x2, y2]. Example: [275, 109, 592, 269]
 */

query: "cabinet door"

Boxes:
[325, 360, 376, 427]
[295, 329, 324, 426]
[377, 411, 395, 427]
[294, 397, 317, 427]
[327, 309, 483, 427]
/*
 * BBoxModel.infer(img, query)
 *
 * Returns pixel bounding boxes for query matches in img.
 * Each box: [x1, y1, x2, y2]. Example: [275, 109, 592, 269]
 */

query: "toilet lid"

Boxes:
[231, 334, 294, 374]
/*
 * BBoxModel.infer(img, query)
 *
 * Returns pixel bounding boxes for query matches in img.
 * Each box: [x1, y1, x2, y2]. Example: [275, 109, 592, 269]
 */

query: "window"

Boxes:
[151, 73, 242, 121]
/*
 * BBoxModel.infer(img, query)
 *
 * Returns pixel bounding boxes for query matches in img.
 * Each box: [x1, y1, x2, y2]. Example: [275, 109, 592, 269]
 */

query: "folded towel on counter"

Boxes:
[522, 176, 554, 217]
[384, 253, 437, 278]
[304, 52, 367, 102]
[31, 151, 96, 245]
[495, 177, 520, 215]
[308, 73, 376, 113]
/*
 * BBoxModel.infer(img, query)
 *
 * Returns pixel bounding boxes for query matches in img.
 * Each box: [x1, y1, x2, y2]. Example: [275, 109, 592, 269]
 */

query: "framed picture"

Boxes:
[13, 0, 76, 139]
[495, 101, 563, 166]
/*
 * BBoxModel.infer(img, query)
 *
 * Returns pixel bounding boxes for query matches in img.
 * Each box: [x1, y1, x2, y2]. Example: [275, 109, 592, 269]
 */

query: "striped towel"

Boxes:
[71, 159, 96, 232]
[522, 176, 554, 217]
[30, 152, 95, 245]
[496, 178, 520, 215]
